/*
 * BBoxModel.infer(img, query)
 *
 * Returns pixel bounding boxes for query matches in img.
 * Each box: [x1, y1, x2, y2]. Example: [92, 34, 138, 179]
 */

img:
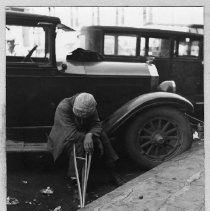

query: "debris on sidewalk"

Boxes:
[193, 130, 204, 146]
[50, 205, 62, 211]
[22, 180, 28, 184]
[193, 131, 199, 140]
[40, 186, 54, 195]
[7, 196, 19, 205]
[33, 198, 38, 203]
[25, 198, 40, 206]
[186, 171, 202, 185]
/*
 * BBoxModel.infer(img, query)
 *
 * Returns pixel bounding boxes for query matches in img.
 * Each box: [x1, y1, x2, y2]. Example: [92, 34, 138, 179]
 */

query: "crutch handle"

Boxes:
[75, 156, 86, 160]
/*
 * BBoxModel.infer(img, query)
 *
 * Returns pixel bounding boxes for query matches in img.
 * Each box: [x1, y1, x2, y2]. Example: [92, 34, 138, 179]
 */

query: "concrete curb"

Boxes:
[80, 141, 204, 211]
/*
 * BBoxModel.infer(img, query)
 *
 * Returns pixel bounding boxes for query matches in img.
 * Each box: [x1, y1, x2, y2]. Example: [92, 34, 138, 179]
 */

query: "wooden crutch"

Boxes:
[73, 144, 92, 208]
[82, 153, 92, 207]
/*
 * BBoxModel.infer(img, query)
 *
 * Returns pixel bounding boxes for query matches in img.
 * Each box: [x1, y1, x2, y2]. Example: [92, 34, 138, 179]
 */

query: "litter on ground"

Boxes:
[7, 196, 19, 205]
[50, 205, 62, 211]
[40, 186, 54, 195]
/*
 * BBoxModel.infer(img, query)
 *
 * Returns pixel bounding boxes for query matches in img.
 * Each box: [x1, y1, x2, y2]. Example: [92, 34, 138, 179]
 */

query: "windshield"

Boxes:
[6, 25, 50, 63]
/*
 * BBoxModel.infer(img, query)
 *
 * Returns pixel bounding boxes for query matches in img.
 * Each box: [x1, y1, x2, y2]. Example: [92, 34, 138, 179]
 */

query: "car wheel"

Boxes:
[125, 106, 193, 168]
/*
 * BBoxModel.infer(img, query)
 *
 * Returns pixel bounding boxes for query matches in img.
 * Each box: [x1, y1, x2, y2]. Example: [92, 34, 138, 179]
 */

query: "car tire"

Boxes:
[125, 106, 193, 169]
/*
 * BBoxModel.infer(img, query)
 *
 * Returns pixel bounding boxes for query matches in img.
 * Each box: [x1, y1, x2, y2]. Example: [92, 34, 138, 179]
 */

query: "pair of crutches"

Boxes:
[73, 144, 92, 208]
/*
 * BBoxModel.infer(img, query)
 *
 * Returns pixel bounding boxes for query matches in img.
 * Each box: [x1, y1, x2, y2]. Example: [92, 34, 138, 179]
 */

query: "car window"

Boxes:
[148, 38, 170, 58]
[117, 36, 136, 56]
[176, 38, 200, 57]
[6, 25, 50, 63]
[104, 34, 137, 56]
[104, 35, 115, 55]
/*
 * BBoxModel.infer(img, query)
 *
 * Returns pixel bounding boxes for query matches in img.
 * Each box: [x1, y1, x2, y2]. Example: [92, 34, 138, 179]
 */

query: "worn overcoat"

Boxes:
[48, 94, 102, 161]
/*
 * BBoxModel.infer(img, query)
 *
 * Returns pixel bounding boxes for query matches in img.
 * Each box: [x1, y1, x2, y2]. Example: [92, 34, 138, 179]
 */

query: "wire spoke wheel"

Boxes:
[125, 107, 192, 168]
[137, 117, 180, 161]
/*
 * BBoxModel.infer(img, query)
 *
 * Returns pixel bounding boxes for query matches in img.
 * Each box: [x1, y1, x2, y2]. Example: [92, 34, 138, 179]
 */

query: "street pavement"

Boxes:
[6, 149, 144, 211]
[81, 139, 204, 211]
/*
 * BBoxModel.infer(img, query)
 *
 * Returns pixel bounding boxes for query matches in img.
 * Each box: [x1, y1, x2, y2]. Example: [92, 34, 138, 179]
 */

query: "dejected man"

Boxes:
[48, 93, 123, 187]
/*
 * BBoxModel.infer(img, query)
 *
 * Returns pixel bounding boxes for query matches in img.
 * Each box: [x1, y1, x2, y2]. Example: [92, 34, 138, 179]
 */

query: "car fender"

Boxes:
[102, 92, 194, 135]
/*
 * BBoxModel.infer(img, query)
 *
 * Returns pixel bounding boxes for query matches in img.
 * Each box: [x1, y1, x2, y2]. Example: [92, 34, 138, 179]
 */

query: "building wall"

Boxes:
[7, 7, 203, 29]
[151, 7, 203, 25]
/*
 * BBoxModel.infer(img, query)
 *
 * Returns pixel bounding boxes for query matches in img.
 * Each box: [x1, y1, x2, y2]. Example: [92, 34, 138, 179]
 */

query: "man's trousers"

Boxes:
[55, 131, 119, 178]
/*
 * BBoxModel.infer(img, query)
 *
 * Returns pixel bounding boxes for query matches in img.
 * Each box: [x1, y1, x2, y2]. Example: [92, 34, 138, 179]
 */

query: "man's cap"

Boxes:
[73, 93, 97, 118]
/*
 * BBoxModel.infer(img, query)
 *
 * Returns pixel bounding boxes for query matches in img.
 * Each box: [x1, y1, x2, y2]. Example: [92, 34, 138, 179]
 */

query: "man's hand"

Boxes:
[83, 133, 94, 154]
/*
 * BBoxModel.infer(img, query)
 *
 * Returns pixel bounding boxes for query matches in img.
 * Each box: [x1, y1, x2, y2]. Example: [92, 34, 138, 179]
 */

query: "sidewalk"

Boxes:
[81, 140, 204, 211]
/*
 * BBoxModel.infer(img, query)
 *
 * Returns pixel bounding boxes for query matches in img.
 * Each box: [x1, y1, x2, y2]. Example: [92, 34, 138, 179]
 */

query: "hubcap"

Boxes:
[153, 132, 164, 144]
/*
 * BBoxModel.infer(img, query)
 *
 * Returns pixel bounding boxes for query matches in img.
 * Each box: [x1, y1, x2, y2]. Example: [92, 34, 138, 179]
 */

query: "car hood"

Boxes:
[64, 61, 158, 77]
[84, 61, 158, 76]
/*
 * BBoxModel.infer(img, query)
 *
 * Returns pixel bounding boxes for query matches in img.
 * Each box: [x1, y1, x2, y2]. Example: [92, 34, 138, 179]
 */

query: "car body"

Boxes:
[6, 11, 195, 168]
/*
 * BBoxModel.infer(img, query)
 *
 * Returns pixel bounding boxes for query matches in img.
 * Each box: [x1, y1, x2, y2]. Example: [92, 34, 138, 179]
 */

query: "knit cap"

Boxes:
[73, 93, 97, 118]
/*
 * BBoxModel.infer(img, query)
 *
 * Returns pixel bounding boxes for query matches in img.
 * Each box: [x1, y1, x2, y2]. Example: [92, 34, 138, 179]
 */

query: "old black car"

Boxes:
[6, 11, 194, 168]
[80, 26, 203, 120]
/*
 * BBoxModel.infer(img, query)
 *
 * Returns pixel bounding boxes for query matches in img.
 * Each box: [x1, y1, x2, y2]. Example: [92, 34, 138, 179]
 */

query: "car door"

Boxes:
[171, 37, 203, 104]
[6, 24, 86, 141]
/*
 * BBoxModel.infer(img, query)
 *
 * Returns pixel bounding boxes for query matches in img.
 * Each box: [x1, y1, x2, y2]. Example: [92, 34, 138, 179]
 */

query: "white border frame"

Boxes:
[1, 1, 208, 210]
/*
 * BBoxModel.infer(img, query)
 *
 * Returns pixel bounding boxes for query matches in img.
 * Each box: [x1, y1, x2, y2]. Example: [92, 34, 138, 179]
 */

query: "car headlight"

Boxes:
[157, 80, 176, 93]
